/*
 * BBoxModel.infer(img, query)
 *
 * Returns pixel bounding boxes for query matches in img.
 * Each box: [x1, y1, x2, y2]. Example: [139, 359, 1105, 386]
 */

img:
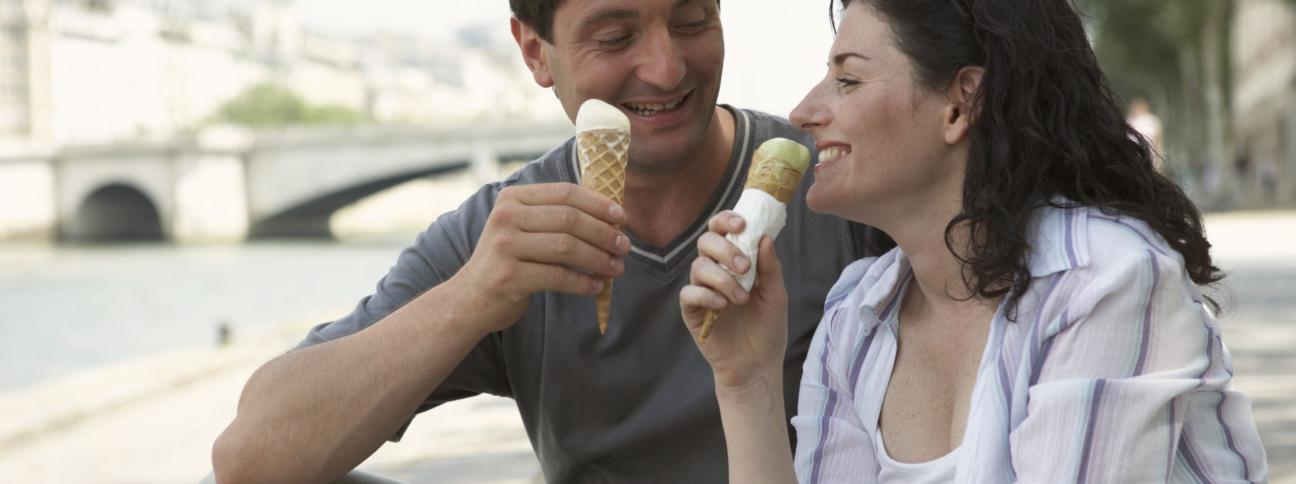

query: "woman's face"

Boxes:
[790, 4, 965, 226]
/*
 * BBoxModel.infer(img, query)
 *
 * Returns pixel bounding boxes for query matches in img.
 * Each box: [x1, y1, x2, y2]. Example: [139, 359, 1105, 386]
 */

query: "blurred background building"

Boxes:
[1233, 0, 1296, 206]
[0, 0, 567, 243]
[0, 0, 560, 149]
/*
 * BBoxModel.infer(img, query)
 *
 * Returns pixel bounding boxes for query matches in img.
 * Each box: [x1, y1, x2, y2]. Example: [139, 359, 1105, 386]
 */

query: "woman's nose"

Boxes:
[791, 80, 829, 131]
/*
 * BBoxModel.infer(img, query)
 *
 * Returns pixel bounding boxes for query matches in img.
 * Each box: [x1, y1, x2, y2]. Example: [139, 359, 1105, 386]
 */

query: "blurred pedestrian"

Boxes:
[1127, 97, 1165, 172]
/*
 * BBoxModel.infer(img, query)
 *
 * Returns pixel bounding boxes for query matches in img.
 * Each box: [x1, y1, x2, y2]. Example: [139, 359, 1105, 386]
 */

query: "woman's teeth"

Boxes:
[624, 97, 684, 116]
[818, 147, 850, 163]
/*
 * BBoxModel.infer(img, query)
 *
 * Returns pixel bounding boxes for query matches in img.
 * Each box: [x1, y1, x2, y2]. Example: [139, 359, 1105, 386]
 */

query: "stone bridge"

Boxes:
[0, 121, 572, 242]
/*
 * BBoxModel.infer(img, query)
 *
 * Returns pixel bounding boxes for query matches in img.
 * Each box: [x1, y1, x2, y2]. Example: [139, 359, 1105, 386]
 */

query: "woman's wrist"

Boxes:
[714, 366, 784, 405]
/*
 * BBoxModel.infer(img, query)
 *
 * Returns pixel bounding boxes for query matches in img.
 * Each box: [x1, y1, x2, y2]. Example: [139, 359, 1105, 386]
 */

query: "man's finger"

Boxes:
[514, 205, 629, 257]
[504, 184, 627, 225]
[517, 261, 604, 296]
[512, 233, 622, 277]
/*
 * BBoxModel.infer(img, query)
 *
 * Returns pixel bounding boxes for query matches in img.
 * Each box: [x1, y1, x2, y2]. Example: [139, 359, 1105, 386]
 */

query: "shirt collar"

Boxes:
[851, 249, 912, 333]
[848, 201, 1090, 333]
[1025, 201, 1091, 277]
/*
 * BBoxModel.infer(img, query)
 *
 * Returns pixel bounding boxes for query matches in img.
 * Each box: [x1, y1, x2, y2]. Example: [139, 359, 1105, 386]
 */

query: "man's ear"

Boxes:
[511, 16, 555, 88]
[942, 66, 983, 145]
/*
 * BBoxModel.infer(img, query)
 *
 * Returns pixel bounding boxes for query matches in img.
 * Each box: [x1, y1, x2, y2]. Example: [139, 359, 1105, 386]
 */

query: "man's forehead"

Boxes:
[556, 0, 717, 24]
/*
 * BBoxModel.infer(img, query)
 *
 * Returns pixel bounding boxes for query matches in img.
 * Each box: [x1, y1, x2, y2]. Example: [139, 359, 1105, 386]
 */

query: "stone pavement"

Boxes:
[1200, 211, 1296, 480]
[0, 211, 1292, 483]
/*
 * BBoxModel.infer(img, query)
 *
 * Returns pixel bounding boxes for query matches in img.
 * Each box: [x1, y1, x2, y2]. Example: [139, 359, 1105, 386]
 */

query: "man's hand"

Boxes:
[448, 183, 631, 333]
[680, 211, 789, 390]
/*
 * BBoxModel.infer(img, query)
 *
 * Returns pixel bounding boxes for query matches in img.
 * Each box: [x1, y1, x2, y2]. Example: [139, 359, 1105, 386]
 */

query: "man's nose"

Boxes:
[635, 29, 686, 91]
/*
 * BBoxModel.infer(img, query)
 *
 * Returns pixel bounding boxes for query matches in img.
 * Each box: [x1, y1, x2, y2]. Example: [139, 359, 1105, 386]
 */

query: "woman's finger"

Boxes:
[697, 232, 750, 275]
[706, 211, 747, 236]
[691, 256, 749, 304]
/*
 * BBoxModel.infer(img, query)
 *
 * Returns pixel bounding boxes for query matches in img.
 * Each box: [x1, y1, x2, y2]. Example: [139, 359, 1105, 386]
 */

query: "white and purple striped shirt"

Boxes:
[792, 204, 1269, 483]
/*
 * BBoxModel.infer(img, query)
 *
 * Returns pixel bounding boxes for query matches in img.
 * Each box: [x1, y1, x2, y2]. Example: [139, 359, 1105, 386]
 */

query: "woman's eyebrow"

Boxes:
[832, 52, 872, 66]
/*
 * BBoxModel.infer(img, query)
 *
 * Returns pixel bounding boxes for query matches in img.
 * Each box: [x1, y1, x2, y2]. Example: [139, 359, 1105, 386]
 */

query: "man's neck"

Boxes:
[622, 106, 736, 248]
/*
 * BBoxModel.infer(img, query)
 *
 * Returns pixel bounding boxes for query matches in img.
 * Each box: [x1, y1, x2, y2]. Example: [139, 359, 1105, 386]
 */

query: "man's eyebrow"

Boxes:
[832, 52, 871, 66]
[574, 8, 638, 38]
[674, 0, 721, 17]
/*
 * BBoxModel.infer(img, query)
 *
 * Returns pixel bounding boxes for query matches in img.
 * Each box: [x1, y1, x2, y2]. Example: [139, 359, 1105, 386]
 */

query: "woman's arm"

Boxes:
[681, 212, 797, 484]
[715, 368, 798, 484]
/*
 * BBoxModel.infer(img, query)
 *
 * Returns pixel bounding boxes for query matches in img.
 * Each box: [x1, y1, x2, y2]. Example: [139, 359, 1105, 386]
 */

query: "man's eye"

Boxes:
[597, 34, 633, 48]
[676, 18, 709, 33]
[836, 78, 860, 88]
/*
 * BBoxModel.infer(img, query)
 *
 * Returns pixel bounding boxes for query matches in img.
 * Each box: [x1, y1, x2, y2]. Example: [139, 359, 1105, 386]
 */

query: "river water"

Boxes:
[0, 169, 488, 393]
[0, 239, 418, 392]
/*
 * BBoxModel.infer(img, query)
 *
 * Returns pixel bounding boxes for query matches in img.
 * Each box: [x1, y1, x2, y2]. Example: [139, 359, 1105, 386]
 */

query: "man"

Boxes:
[212, 1, 888, 482]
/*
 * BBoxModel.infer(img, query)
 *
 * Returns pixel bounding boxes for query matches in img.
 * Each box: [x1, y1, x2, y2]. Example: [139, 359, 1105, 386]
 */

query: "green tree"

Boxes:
[1078, 0, 1296, 205]
[1075, 0, 1232, 201]
[214, 83, 366, 128]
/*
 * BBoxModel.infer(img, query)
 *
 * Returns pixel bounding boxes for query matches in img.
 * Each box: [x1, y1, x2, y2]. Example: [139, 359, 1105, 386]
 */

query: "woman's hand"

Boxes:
[680, 211, 789, 390]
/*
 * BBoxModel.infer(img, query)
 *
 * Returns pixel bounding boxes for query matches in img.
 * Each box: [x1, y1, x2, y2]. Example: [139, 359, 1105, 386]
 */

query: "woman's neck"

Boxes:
[882, 196, 987, 317]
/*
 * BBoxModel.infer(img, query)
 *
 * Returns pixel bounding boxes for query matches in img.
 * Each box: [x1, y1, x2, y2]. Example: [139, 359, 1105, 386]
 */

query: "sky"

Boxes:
[291, 0, 838, 118]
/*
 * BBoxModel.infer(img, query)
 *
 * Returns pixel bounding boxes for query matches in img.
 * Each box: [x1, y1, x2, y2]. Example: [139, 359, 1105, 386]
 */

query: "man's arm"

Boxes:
[212, 278, 492, 483]
[211, 184, 629, 483]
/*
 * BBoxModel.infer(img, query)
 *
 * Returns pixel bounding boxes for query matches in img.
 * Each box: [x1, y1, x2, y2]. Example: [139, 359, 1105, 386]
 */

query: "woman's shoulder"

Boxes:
[1020, 204, 1203, 334]
[1027, 203, 1185, 280]
[1075, 206, 1187, 275]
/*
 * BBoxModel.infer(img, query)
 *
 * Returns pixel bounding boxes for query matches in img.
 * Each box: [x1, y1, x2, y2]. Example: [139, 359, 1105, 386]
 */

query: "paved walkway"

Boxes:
[0, 211, 1292, 483]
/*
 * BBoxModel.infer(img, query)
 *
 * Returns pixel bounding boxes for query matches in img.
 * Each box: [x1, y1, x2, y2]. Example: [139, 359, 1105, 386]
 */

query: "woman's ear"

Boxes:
[511, 17, 556, 88]
[942, 66, 984, 145]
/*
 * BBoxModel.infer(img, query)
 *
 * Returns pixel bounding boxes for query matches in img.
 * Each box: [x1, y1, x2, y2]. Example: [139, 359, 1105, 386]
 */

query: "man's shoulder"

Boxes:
[426, 137, 577, 238]
[730, 106, 812, 144]
[500, 137, 579, 187]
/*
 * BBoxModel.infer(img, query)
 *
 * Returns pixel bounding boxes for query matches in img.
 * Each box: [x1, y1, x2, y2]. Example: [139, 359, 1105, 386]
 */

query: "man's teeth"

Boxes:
[624, 98, 684, 116]
[818, 147, 850, 163]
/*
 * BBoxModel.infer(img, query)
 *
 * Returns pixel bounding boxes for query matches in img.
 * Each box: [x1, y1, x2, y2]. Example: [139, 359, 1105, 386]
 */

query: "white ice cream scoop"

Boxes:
[576, 99, 630, 133]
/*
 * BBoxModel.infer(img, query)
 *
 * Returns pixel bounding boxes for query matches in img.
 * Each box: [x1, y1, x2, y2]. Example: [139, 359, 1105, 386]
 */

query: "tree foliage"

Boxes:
[214, 83, 366, 128]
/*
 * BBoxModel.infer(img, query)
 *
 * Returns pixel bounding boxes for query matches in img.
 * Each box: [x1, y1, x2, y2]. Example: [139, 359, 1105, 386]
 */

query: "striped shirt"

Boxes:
[792, 204, 1269, 483]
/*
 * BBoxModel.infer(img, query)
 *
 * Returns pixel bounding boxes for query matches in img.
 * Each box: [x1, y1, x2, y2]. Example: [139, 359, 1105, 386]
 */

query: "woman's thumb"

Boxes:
[755, 236, 784, 294]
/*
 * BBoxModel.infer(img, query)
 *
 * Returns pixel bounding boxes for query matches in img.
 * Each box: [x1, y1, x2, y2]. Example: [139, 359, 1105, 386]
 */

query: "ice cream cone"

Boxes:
[699, 138, 809, 343]
[575, 99, 630, 335]
[744, 146, 806, 204]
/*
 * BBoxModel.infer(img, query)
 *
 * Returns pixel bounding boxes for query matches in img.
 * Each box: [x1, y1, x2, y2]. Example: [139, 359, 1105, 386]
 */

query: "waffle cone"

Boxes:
[578, 129, 629, 334]
[744, 162, 803, 203]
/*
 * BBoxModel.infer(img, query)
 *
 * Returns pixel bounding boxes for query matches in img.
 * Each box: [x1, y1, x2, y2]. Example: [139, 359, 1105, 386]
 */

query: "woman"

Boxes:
[679, 0, 1269, 482]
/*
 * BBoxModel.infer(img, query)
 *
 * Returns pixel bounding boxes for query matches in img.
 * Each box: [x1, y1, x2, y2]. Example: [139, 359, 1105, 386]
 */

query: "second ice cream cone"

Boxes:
[699, 138, 809, 342]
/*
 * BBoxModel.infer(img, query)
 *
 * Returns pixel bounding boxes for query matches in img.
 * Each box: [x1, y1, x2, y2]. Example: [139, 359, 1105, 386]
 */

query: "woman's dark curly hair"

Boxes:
[833, 0, 1223, 315]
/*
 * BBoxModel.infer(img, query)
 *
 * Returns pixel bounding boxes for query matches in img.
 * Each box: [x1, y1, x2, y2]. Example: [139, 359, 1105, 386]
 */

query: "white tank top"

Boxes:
[875, 430, 960, 484]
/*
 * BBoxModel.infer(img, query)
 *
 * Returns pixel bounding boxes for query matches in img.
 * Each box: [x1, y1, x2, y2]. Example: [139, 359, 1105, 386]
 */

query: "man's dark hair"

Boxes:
[510, 0, 561, 43]
[511, 0, 721, 44]
[833, 0, 1223, 315]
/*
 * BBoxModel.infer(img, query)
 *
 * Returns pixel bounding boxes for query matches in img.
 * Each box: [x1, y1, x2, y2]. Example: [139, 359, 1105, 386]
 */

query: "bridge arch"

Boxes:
[64, 183, 164, 242]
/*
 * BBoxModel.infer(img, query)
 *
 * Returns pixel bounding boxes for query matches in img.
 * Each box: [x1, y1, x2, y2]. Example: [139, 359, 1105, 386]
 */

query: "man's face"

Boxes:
[517, 0, 725, 169]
